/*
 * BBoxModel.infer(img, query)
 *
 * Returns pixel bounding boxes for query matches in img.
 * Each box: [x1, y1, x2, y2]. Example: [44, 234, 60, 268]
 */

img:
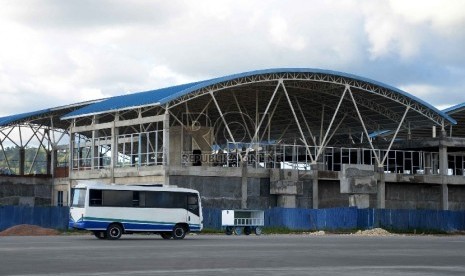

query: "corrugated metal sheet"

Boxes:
[60, 68, 456, 124]
[0, 206, 69, 231]
[1, 206, 463, 232]
[61, 81, 203, 119]
[202, 207, 465, 232]
[202, 208, 222, 229]
[0, 108, 51, 127]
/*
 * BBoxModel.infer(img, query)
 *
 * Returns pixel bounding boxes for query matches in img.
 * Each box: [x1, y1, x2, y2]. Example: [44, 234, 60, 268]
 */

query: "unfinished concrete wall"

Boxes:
[170, 175, 277, 209]
[318, 180, 350, 208]
[448, 185, 465, 210]
[170, 175, 243, 209]
[0, 176, 52, 206]
[296, 179, 313, 208]
[385, 183, 441, 210]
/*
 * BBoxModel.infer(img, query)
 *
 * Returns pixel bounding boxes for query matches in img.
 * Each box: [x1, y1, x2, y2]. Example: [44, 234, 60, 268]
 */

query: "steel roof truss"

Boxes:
[315, 86, 348, 161]
[282, 81, 315, 163]
[380, 106, 410, 166]
[348, 86, 381, 166]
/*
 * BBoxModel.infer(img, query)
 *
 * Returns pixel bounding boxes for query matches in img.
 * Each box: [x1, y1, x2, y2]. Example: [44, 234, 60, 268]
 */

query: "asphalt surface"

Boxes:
[1, 234, 465, 276]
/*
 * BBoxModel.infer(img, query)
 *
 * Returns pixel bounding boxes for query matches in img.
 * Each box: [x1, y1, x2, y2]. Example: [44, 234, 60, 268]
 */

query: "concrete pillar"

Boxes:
[91, 118, 99, 169]
[46, 151, 52, 175]
[311, 163, 322, 209]
[377, 166, 385, 209]
[110, 121, 118, 183]
[277, 195, 296, 208]
[439, 145, 448, 176]
[241, 161, 247, 209]
[69, 131, 74, 179]
[441, 184, 449, 210]
[51, 149, 58, 177]
[163, 109, 170, 185]
[312, 171, 319, 209]
[19, 147, 25, 176]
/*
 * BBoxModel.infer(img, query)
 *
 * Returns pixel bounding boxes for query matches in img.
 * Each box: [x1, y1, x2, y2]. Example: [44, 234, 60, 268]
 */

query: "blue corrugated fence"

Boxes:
[203, 207, 465, 232]
[1, 206, 464, 232]
[0, 206, 69, 231]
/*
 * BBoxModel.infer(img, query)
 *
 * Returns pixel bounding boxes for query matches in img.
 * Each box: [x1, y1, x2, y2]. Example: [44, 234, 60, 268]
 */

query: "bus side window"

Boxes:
[89, 189, 102, 206]
[132, 191, 139, 207]
[139, 192, 146, 207]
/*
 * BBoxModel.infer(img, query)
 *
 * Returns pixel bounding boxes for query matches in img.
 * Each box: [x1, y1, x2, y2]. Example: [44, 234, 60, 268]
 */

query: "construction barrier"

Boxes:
[0, 206, 69, 231]
[1, 206, 464, 232]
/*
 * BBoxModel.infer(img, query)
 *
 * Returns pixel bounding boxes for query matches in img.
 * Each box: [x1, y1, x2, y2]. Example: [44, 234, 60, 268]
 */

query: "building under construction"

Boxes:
[1, 68, 465, 210]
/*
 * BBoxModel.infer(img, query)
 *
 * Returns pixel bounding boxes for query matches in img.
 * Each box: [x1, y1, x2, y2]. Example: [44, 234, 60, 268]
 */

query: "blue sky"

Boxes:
[0, 0, 464, 116]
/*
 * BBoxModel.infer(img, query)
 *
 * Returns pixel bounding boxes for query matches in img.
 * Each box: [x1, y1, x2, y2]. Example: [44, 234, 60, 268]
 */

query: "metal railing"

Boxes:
[234, 218, 265, 226]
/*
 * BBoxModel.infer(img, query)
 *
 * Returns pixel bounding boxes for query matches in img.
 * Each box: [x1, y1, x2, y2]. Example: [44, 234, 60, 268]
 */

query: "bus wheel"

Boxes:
[254, 227, 262, 235]
[225, 226, 233, 235]
[106, 224, 123, 240]
[172, 225, 186, 240]
[161, 232, 172, 239]
[244, 226, 252, 235]
[93, 231, 107, 239]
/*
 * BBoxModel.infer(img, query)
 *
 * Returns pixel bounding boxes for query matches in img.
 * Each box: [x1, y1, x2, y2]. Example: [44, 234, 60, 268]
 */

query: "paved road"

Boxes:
[1, 234, 465, 275]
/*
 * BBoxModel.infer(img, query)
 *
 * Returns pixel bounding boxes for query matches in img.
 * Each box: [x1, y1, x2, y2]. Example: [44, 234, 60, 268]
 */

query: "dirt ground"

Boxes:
[0, 224, 60, 236]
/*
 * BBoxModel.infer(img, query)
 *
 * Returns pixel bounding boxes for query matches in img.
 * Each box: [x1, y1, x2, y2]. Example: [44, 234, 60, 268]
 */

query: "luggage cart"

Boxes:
[221, 209, 265, 235]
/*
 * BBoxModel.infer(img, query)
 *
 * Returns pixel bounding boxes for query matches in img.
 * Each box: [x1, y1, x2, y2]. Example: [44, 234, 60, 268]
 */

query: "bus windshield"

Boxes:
[71, 188, 86, 207]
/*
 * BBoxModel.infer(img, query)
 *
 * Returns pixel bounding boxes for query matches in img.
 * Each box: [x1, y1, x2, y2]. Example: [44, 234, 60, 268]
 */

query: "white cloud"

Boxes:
[0, 0, 464, 118]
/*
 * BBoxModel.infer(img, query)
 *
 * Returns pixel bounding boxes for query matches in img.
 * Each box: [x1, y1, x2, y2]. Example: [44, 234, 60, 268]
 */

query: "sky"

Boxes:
[0, 0, 464, 117]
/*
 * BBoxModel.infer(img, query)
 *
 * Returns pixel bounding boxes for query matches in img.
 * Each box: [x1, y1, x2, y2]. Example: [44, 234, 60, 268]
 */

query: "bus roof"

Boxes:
[73, 182, 200, 194]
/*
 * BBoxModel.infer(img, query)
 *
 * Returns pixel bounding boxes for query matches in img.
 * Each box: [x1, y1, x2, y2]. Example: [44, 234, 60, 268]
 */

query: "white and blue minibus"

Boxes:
[69, 182, 203, 240]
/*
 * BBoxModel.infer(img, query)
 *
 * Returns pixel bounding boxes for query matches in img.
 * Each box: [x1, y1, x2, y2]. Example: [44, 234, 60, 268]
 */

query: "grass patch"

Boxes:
[199, 228, 224, 234]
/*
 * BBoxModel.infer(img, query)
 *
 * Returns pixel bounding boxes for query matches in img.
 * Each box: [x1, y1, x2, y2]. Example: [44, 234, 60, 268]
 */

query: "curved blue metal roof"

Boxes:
[443, 102, 465, 114]
[57, 68, 454, 125]
[0, 108, 51, 127]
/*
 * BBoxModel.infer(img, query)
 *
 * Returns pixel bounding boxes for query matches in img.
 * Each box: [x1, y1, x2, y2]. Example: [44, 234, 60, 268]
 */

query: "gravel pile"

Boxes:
[0, 224, 60, 236]
[353, 228, 393, 236]
[308, 230, 326, 235]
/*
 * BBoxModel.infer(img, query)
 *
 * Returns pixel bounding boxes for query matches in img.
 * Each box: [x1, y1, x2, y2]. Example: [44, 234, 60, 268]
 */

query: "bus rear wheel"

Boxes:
[106, 224, 123, 240]
[172, 225, 186, 240]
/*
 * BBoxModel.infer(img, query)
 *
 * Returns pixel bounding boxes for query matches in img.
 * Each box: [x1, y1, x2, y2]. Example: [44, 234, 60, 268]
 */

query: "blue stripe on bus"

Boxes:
[69, 217, 201, 232]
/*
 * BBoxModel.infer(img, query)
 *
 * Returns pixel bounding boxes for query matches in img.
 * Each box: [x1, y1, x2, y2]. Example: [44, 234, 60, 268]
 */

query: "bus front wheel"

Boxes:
[107, 224, 123, 240]
[172, 225, 186, 240]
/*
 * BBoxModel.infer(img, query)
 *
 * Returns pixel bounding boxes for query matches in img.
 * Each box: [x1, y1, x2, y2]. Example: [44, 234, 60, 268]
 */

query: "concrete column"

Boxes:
[110, 121, 118, 183]
[91, 118, 99, 169]
[277, 195, 296, 208]
[377, 166, 385, 209]
[52, 149, 58, 177]
[241, 161, 247, 209]
[312, 171, 319, 209]
[310, 163, 324, 209]
[69, 131, 74, 178]
[46, 151, 52, 175]
[163, 109, 170, 185]
[439, 145, 448, 176]
[19, 147, 25, 176]
[441, 184, 449, 210]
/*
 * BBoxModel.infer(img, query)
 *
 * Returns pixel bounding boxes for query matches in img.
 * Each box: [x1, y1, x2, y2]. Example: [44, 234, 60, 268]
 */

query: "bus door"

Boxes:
[187, 193, 201, 225]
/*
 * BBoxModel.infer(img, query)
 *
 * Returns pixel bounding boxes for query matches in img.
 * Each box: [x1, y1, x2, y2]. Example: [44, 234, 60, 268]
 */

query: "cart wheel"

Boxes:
[225, 226, 233, 235]
[254, 227, 262, 235]
[233, 227, 243, 235]
[244, 226, 251, 235]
